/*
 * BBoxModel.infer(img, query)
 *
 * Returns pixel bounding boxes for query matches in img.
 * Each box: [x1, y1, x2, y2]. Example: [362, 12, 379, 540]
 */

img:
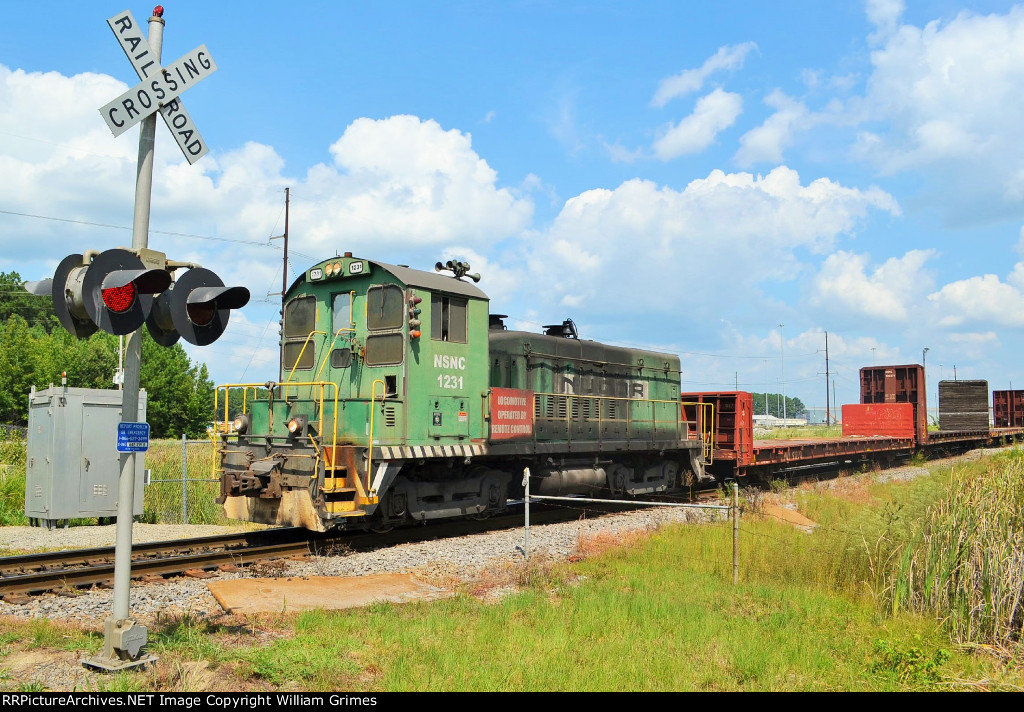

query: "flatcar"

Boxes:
[214, 254, 710, 532]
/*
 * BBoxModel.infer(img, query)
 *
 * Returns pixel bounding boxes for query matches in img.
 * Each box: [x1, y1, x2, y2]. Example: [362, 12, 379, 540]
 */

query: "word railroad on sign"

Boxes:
[98, 8, 216, 164]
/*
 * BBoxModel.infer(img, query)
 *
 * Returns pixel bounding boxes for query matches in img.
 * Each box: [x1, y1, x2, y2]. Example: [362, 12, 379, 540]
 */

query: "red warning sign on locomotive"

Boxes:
[489, 388, 534, 440]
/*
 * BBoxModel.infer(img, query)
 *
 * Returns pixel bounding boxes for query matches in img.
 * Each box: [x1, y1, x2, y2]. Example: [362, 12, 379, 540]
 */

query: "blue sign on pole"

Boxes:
[117, 422, 150, 452]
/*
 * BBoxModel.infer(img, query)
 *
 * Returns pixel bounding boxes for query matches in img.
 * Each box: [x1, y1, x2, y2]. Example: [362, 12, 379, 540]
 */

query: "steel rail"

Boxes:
[0, 538, 318, 596]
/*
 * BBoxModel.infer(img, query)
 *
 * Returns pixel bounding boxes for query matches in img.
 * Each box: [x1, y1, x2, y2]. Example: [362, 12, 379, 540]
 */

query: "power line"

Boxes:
[0, 208, 270, 247]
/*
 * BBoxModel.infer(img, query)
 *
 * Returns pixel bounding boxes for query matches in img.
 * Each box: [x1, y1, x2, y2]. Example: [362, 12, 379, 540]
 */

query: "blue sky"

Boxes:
[3, 1, 1024, 417]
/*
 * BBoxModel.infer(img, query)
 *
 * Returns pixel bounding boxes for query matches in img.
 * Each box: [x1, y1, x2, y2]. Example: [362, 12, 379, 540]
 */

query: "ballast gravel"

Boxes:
[0, 505, 726, 626]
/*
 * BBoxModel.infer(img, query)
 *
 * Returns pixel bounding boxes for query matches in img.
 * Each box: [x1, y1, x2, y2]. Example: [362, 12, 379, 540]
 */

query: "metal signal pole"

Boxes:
[85, 10, 163, 673]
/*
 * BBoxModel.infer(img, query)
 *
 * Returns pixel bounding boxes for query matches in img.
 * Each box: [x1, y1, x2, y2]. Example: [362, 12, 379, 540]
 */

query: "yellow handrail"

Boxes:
[366, 379, 386, 497]
[533, 391, 683, 433]
[681, 401, 715, 464]
[214, 379, 341, 475]
[315, 327, 356, 381]
[284, 330, 326, 393]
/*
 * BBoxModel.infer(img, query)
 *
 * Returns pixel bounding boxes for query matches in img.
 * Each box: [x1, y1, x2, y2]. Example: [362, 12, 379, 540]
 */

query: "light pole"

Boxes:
[763, 359, 769, 417]
[778, 324, 786, 423]
[922, 347, 930, 421]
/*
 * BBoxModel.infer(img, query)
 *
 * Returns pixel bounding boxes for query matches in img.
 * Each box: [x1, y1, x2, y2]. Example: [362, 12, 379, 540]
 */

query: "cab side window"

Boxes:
[431, 294, 467, 343]
[366, 284, 403, 330]
[365, 284, 404, 366]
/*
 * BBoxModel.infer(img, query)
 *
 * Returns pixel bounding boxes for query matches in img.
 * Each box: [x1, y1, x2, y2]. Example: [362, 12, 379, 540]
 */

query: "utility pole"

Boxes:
[778, 324, 786, 423]
[282, 187, 290, 308]
[832, 379, 837, 423]
[270, 187, 290, 382]
[825, 331, 831, 425]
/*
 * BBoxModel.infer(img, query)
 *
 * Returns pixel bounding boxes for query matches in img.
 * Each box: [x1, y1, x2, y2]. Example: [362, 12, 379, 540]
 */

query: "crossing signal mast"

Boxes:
[23, 7, 245, 673]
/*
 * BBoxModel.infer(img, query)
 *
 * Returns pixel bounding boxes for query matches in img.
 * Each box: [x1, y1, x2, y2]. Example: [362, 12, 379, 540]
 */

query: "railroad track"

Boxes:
[0, 497, 677, 600]
[0, 527, 332, 599]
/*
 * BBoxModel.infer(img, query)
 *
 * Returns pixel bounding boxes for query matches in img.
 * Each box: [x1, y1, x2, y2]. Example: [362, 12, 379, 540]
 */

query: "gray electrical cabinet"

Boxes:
[25, 386, 147, 529]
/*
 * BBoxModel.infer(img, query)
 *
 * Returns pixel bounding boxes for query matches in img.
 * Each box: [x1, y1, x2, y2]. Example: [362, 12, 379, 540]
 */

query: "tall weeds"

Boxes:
[880, 455, 1024, 652]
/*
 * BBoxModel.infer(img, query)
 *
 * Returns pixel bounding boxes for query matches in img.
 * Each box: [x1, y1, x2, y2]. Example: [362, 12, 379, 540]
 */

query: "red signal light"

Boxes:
[186, 302, 216, 327]
[101, 283, 136, 313]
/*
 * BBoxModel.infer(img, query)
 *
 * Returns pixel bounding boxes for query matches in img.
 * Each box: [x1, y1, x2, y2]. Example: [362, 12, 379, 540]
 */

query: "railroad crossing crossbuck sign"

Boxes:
[99, 8, 216, 164]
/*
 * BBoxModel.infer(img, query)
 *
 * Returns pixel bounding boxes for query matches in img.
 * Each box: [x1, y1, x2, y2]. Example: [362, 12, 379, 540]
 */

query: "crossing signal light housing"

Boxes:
[83, 248, 172, 335]
[147, 267, 250, 346]
[28, 249, 249, 346]
[35, 254, 97, 339]
[32, 249, 171, 338]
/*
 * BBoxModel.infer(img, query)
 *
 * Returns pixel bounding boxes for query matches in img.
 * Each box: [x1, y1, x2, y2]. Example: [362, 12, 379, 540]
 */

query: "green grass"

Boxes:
[202, 520, 991, 692]
[881, 450, 1024, 650]
[757, 425, 843, 440]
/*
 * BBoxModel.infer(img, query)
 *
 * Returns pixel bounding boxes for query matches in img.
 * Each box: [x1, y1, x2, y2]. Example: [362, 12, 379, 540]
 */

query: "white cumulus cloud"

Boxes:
[928, 274, 1024, 328]
[855, 6, 1024, 211]
[517, 167, 899, 319]
[735, 90, 812, 166]
[651, 43, 757, 107]
[652, 89, 743, 160]
[810, 249, 934, 321]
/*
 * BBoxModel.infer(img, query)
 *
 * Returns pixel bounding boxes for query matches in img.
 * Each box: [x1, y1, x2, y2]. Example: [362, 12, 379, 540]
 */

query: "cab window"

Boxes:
[431, 294, 467, 343]
[366, 284, 403, 330]
[282, 295, 317, 370]
[332, 292, 353, 333]
[365, 334, 404, 366]
[283, 295, 316, 338]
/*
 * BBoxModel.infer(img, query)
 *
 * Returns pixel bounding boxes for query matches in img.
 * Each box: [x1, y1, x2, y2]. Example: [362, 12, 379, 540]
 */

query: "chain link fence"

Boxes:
[144, 435, 225, 525]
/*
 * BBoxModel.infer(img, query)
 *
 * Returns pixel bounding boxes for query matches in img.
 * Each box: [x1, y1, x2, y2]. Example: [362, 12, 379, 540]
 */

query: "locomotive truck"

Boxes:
[214, 254, 711, 532]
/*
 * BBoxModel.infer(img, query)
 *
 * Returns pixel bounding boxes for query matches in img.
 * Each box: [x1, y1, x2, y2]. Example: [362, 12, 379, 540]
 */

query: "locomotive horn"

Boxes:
[434, 262, 444, 272]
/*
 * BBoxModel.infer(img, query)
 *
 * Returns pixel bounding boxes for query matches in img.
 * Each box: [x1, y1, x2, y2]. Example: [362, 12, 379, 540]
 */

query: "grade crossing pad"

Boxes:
[207, 573, 453, 614]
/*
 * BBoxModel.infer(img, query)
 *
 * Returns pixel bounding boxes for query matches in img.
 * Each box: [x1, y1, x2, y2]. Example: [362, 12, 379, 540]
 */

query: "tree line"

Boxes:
[0, 271, 215, 438]
[750, 392, 806, 418]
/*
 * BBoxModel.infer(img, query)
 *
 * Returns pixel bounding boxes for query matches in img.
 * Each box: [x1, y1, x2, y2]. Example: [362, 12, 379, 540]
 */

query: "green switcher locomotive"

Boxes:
[215, 254, 710, 532]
